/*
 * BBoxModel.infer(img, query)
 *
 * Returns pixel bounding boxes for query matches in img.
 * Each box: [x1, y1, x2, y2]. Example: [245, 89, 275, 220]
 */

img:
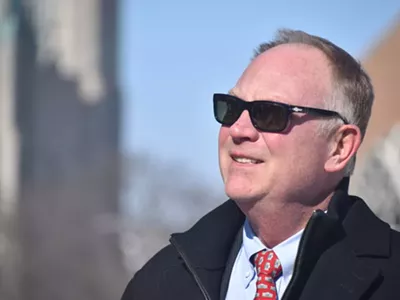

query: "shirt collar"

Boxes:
[242, 218, 304, 284]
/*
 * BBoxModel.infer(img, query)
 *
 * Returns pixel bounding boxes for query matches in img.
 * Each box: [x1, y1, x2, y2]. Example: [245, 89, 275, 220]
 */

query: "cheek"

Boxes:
[218, 127, 229, 148]
[218, 127, 230, 165]
[287, 131, 329, 168]
[261, 130, 317, 163]
[260, 132, 287, 157]
[218, 127, 230, 179]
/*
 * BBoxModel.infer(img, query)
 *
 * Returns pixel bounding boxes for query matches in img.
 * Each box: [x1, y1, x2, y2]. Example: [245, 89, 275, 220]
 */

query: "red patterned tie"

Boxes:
[253, 250, 282, 300]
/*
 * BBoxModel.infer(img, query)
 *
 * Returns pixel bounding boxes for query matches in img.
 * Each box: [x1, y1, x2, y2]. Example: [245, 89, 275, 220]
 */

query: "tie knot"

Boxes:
[254, 250, 282, 280]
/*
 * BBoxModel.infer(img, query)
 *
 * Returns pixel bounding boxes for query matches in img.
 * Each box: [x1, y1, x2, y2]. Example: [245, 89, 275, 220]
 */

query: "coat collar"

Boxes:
[325, 178, 391, 258]
[170, 177, 390, 268]
[170, 177, 392, 300]
[170, 199, 245, 269]
[284, 179, 391, 300]
[342, 195, 391, 257]
[288, 193, 390, 300]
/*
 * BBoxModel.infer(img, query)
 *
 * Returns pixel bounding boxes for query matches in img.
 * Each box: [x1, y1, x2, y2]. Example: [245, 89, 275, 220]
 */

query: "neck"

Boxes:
[237, 193, 333, 248]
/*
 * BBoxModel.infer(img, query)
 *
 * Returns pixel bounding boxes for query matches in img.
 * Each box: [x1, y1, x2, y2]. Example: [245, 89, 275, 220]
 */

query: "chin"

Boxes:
[225, 182, 262, 203]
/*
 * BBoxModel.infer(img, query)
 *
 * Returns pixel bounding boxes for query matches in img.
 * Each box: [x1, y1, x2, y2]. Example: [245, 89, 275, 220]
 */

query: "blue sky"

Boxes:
[119, 0, 400, 193]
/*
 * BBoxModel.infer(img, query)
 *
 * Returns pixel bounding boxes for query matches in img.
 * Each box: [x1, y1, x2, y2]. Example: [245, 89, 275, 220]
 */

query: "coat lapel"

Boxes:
[170, 199, 245, 300]
[299, 243, 382, 300]
[219, 228, 243, 300]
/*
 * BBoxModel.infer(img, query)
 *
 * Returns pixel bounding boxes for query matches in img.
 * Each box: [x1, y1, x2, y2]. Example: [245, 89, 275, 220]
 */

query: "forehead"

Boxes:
[233, 44, 333, 106]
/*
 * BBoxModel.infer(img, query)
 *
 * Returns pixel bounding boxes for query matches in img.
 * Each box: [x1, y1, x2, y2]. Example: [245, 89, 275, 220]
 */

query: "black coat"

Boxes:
[121, 188, 400, 300]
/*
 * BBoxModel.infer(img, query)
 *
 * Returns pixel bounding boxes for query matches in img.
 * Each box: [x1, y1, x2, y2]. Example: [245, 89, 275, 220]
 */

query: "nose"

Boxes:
[228, 110, 259, 143]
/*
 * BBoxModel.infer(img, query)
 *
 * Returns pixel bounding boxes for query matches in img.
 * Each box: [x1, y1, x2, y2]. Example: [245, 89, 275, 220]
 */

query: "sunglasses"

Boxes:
[213, 93, 349, 133]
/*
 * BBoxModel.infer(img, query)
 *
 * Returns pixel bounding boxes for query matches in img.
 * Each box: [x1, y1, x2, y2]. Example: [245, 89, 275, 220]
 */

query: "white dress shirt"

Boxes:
[225, 219, 304, 300]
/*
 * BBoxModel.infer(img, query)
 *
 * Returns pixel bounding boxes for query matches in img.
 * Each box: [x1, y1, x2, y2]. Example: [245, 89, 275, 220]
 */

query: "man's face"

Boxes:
[218, 44, 334, 205]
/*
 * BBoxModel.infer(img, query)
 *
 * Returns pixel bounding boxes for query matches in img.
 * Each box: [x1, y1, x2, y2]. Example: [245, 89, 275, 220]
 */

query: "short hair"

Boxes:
[253, 29, 374, 176]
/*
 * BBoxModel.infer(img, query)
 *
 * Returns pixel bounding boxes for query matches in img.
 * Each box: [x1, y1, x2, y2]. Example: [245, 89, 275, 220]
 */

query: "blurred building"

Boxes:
[351, 15, 400, 230]
[0, 1, 21, 299]
[1, 0, 125, 299]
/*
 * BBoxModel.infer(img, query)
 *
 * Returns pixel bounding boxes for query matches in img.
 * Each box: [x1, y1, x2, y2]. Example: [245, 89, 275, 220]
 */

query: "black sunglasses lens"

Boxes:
[252, 102, 288, 132]
[214, 96, 242, 125]
[213, 94, 289, 132]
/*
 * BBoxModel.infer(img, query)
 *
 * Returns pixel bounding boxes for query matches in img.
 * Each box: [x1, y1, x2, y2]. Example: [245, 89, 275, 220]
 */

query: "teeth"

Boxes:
[233, 157, 259, 164]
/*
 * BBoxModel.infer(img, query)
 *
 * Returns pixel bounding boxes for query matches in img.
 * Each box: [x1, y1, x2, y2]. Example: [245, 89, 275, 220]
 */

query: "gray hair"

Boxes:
[253, 29, 374, 176]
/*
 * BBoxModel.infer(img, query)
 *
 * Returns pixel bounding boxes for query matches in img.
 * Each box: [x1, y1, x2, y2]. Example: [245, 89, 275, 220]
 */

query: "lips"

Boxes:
[230, 153, 263, 164]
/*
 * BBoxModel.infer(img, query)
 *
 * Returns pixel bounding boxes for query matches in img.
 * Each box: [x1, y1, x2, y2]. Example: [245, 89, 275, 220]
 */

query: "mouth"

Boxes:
[231, 155, 263, 165]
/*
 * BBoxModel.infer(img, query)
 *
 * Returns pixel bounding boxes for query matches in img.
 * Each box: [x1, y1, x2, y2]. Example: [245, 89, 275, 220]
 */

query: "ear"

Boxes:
[324, 125, 362, 173]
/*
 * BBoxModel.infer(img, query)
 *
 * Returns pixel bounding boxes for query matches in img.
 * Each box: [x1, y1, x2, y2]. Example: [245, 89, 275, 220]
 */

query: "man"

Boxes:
[121, 29, 400, 300]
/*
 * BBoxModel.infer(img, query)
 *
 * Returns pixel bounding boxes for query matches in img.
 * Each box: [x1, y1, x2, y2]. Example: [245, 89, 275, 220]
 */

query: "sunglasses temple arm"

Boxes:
[293, 106, 349, 124]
